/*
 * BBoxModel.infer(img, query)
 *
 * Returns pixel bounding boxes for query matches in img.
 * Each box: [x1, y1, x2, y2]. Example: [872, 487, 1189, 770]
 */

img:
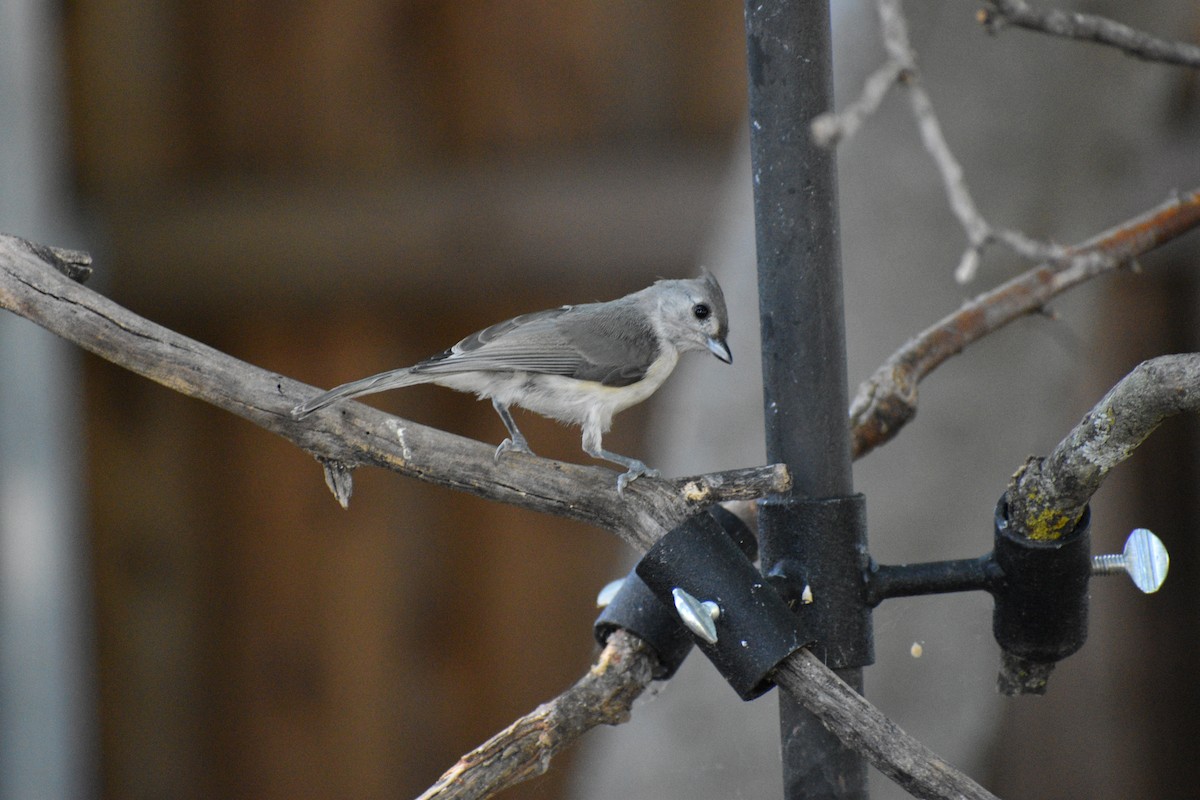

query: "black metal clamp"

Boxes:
[593, 506, 759, 682]
[758, 494, 873, 671]
[991, 499, 1092, 663]
[597, 491, 1167, 701]
[595, 507, 808, 700]
[866, 495, 1094, 677]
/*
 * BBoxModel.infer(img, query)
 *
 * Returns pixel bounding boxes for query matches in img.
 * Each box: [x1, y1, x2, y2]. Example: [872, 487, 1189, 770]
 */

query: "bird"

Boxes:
[291, 271, 731, 492]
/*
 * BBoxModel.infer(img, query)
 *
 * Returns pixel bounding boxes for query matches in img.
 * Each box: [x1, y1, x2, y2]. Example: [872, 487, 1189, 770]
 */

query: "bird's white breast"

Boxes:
[432, 348, 680, 432]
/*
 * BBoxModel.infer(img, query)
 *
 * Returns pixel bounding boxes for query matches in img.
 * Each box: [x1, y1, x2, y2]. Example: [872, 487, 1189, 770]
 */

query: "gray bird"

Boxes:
[291, 271, 731, 492]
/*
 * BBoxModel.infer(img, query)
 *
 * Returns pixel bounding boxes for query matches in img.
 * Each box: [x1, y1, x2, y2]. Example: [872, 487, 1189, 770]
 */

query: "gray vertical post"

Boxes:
[744, 1, 871, 798]
[0, 3, 94, 799]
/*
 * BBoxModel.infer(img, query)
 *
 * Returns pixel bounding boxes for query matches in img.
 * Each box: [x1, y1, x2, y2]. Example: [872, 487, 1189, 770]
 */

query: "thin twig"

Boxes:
[810, 59, 906, 146]
[416, 630, 658, 800]
[979, 0, 1200, 69]
[850, 188, 1200, 460]
[817, 0, 1068, 282]
[881, 0, 1070, 282]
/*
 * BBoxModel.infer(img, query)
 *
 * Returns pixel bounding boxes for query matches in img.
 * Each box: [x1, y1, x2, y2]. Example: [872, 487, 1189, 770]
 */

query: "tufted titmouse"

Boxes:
[292, 271, 731, 491]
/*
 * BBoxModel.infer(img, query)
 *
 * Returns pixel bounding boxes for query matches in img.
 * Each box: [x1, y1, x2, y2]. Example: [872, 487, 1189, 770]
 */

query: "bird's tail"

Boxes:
[291, 368, 431, 419]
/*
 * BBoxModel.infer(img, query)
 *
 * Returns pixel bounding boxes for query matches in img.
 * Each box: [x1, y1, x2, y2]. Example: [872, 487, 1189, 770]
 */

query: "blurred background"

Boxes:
[1, 1, 1198, 799]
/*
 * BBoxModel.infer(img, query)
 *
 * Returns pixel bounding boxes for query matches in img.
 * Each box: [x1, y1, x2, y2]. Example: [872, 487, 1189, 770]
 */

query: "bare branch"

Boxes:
[10, 235, 93, 283]
[810, 59, 905, 146]
[0, 234, 1004, 799]
[874, 0, 992, 264]
[426, 617, 995, 800]
[887, 0, 1075, 281]
[773, 650, 1000, 800]
[821, 0, 1068, 283]
[417, 630, 657, 800]
[851, 188, 1200, 460]
[0, 234, 789, 553]
[979, 0, 1200, 69]
[1007, 354, 1200, 540]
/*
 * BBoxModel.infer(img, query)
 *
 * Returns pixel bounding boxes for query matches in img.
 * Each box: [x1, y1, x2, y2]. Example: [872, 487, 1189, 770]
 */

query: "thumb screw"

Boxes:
[1092, 528, 1169, 593]
[671, 588, 721, 644]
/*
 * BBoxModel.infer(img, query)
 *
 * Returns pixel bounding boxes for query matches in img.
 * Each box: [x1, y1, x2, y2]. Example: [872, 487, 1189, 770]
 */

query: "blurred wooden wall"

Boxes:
[64, 3, 746, 799]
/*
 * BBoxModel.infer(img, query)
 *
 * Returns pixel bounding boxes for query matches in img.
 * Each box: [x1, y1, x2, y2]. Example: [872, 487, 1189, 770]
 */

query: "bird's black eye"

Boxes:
[693, 303, 711, 320]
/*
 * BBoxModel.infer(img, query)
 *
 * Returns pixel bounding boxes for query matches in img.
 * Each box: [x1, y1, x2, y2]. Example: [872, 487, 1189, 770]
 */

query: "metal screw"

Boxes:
[671, 587, 721, 644]
[595, 578, 625, 608]
[1092, 528, 1169, 593]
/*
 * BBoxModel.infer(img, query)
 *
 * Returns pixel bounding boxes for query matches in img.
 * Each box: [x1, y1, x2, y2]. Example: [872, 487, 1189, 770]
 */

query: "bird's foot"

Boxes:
[494, 437, 533, 462]
[616, 462, 660, 495]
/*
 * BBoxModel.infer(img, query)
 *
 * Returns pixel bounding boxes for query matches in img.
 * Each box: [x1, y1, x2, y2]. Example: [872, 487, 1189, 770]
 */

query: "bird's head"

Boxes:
[649, 269, 731, 364]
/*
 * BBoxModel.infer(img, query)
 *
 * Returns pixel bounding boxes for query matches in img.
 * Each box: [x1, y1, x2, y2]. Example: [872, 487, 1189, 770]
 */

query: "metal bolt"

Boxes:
[671, 587, 720, 644]
[1092, 528, 1169, 593]
[595, 578, 625, 608]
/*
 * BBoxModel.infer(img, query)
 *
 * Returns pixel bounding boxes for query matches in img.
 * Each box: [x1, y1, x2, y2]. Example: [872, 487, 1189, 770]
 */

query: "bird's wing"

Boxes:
[412, 303, 660, 387]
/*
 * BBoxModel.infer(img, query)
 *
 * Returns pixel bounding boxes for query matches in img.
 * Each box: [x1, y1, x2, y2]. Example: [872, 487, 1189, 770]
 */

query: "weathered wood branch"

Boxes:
[0, 232, 788, 553]
[416, 630, 658, 800]
[774, 650, 999, 800]
[1007, 353, 1200, 540]
[850, 188, 1200, 459]
[2, 233, 990, 800]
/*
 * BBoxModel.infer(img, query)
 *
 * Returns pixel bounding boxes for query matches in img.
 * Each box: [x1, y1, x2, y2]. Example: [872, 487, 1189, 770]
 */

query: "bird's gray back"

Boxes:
[411, 301, 659, 387]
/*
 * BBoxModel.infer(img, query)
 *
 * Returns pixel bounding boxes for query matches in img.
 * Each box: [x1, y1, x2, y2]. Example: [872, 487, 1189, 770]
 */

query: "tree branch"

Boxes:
[812, 0, 1070, 283]
[406, 3, 1200, 790]
[424, 632, 1000, 800]
[850, 188, 1200, 460]
[416, 630, 657, 800]
[1007, 353, 1200, 540]
[979, 0, 1200, 69]
[810, 58, 905, 147]
[2, 233, 994, 800]
[773, 650, 999, 800]
[0, 233, 788, 554]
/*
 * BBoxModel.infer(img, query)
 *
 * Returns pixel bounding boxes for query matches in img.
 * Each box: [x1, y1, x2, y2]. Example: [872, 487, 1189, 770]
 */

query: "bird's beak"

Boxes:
[707, 337, 732, 364]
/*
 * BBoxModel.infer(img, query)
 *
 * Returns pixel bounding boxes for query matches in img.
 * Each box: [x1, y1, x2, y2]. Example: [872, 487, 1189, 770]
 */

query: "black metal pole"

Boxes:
[744, 2, 871, 798]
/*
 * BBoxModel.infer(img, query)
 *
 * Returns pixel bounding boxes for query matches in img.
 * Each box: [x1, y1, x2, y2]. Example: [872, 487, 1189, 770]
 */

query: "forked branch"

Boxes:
[0, 234, 991, 800]
[850, 188, 1200, 459]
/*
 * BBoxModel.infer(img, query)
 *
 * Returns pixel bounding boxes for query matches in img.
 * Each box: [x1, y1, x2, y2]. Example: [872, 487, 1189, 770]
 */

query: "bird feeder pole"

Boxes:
[745, 2, 874, 797]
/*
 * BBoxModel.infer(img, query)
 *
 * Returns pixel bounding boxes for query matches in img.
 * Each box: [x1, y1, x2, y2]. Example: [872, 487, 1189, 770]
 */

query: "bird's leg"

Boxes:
[491, 399, 534, 461]
[581, 426, 659, 494]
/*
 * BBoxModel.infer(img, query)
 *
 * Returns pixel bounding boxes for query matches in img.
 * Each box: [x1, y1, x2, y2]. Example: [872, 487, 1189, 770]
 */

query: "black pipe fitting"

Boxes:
[593, 569, 694, 680]
[635, 511, 809, 700]
[593, 506, 756, 680]
[758, 494, 874, 670]
[864, 497, 1092, 668]
[992, 497, 1092, 664]
[864, 555, 1002, 607]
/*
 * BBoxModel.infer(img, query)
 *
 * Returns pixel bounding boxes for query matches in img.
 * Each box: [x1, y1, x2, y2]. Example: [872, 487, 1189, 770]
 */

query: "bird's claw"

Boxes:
[494, 437, 533, 462]
[616, 464, 660, 495]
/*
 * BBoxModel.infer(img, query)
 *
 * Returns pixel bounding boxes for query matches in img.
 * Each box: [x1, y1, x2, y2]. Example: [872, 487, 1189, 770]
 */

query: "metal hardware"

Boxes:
[1091, 528, 1169, 593]
[671, 588, 720, 645]
[595, 578, 624, 608]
